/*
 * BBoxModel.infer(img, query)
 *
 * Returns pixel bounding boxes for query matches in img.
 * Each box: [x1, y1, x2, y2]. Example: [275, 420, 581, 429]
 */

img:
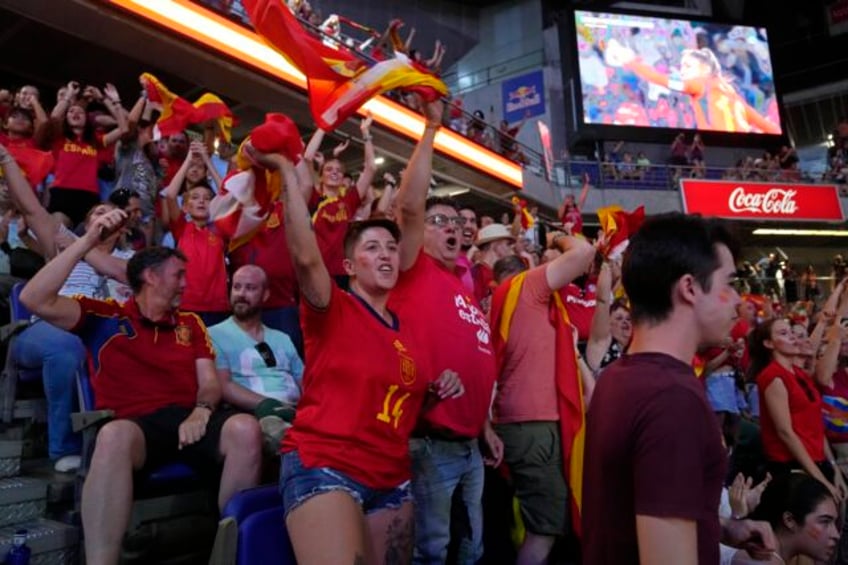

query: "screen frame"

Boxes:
[564, 6, 788, 149]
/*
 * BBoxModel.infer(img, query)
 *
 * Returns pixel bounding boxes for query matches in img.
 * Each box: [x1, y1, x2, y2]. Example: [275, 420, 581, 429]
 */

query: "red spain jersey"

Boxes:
[229, 202, 298, 308]
[169, 216, 229, 313]
[283, 284, 428, 489]
[71, 296, 215, 419]
[310, 187, 362, 277]
[50, 133, 106, 195]
[389, 253, 496, 438]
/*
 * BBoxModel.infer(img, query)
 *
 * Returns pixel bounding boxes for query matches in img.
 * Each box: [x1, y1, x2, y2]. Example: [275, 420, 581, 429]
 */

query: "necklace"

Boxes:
[771, 552, 786, 564]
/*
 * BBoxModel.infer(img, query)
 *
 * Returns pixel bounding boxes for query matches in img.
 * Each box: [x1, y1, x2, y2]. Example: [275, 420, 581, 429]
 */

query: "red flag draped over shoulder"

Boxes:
[140, 73, 234, 142]
[490, 272, 586, 538]
[242, 0, 449, 131]
[210, 113, 303, 251]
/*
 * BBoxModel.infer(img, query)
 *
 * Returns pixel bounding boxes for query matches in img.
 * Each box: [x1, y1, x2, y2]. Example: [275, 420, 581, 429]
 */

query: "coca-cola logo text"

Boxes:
[728, 187, 798, 215]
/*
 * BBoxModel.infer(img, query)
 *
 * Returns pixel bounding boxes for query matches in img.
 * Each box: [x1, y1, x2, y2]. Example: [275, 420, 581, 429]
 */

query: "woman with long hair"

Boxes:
[36, 81, 128, 228]
[604, 41, 780, 134]
[749, 317, 847, 502]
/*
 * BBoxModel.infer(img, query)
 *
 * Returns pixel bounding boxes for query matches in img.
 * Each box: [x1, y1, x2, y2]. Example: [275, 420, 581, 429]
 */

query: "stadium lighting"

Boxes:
[752, 228, 848, 237]
[106, 0, 524, 188]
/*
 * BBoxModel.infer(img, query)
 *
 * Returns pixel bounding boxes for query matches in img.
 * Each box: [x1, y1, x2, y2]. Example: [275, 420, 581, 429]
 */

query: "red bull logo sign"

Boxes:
[502, 70, 545, 122]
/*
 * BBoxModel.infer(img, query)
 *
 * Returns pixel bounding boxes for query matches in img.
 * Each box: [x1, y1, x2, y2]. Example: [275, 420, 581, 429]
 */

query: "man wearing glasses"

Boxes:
[208, 265, 304, 454]
[388, 98, 502, 564]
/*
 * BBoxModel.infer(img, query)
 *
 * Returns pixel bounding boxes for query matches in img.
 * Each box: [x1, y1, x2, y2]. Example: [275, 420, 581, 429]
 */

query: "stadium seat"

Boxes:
[0, 282, 47, 423]
[72, 370, 215, 538]
[210, 484, 296, 565]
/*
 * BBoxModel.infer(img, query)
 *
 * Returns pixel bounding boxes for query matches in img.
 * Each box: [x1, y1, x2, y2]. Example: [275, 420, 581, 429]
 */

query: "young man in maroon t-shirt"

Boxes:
[582, 213, 776, 564]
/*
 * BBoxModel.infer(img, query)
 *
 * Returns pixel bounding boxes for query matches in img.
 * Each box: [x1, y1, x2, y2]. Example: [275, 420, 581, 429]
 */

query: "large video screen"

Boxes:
[573, 10, 782, 135]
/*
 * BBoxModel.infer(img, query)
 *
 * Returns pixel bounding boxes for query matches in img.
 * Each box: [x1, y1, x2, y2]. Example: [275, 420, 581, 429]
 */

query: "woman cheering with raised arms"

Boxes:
[245, 108, 463, 565]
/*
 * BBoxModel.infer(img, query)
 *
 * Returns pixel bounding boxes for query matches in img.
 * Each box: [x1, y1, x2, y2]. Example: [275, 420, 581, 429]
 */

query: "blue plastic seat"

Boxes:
[218, 484, 296, 564]
[73, 365, 200, 496]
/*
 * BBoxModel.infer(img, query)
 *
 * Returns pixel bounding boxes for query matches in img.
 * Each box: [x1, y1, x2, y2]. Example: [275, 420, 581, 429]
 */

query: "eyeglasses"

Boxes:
[255, 342, 277, 368]
[425, 214, 466, 228]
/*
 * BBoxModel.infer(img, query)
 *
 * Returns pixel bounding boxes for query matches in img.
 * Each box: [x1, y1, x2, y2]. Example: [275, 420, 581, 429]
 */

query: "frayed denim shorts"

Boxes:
[280, 449, 412, 518]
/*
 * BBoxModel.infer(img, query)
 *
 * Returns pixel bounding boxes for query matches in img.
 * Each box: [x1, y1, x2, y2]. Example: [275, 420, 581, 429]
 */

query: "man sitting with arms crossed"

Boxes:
[208, 264, 304, 453]
[20, 209, 262, 565]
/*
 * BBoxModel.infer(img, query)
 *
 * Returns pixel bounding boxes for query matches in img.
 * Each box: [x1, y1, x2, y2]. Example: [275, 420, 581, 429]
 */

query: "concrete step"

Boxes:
[0, 476, 47, 528]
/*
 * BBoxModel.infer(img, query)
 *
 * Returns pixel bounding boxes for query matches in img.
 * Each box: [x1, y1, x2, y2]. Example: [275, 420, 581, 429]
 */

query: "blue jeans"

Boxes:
[11, 320, 84, 459]
[409, 437, 484, 565]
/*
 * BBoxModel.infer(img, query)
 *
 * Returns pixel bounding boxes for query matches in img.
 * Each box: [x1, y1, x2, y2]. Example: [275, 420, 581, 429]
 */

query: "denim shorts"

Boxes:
[280, 450, 412, 518]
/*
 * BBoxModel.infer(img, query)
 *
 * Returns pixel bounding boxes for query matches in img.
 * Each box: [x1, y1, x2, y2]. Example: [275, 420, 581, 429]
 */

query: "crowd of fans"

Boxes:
[2, 4, 848, 565]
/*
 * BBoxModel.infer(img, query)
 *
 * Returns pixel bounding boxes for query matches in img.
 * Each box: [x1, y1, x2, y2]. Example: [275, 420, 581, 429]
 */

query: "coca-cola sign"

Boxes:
[680, 180, 844, 222]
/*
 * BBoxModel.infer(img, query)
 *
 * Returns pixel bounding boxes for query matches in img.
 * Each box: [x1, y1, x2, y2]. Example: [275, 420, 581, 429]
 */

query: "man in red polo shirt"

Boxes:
[20, 212, 261, 565]
[390, 99, 503, 564]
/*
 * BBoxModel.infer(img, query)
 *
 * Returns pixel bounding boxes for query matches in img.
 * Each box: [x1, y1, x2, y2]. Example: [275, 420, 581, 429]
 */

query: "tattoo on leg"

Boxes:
[384, 515, 414, 565]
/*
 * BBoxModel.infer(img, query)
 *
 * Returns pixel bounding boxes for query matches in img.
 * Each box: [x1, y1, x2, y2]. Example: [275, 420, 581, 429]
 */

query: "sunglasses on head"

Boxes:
[255, 342, 277, 368]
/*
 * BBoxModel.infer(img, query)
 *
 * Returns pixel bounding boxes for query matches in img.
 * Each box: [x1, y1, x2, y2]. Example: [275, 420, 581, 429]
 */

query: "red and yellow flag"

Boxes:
[511, 196, 535, 230]
[243, 0, 449, 131]
[597, 204, 645, 260]
[140, 73, 234, 142]
[490, 272, 586, 538]
[210, 113, 303, 250]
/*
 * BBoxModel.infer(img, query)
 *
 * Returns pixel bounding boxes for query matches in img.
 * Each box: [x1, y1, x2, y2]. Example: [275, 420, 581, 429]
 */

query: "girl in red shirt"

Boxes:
[38, 82, 128, 228]
[750, 318, 847, 501]
[247, 103, 462, 565]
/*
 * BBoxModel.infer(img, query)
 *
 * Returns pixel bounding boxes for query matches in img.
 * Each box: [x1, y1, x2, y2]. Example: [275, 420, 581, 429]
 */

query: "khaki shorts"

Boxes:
[495, 421, 569, 536]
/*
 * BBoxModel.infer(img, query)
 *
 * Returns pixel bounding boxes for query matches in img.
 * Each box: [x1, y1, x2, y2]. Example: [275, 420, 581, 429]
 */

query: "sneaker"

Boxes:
[54, 455, 81, 473]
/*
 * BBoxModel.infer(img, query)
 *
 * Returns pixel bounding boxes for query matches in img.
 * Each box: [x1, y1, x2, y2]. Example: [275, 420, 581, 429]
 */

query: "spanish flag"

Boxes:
[511, 196, 535, 230]
[490, 272, 586, 538]
[140, 73, 234, 142]
[243, 0, 449, 131]
[596, 205, 645, 260]
[210, 113, 303, 250]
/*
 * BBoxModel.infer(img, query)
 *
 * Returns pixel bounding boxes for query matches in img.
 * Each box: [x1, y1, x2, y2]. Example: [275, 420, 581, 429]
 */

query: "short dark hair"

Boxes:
[425, 196, 459, 214]
[494, 255, 526, 284]
[622, 213, 738, 324]
[126, 247, 187, 293]
[343, 218, 401, 259]
[7, 106, 34, 123]
[108, 188, 140, 208]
